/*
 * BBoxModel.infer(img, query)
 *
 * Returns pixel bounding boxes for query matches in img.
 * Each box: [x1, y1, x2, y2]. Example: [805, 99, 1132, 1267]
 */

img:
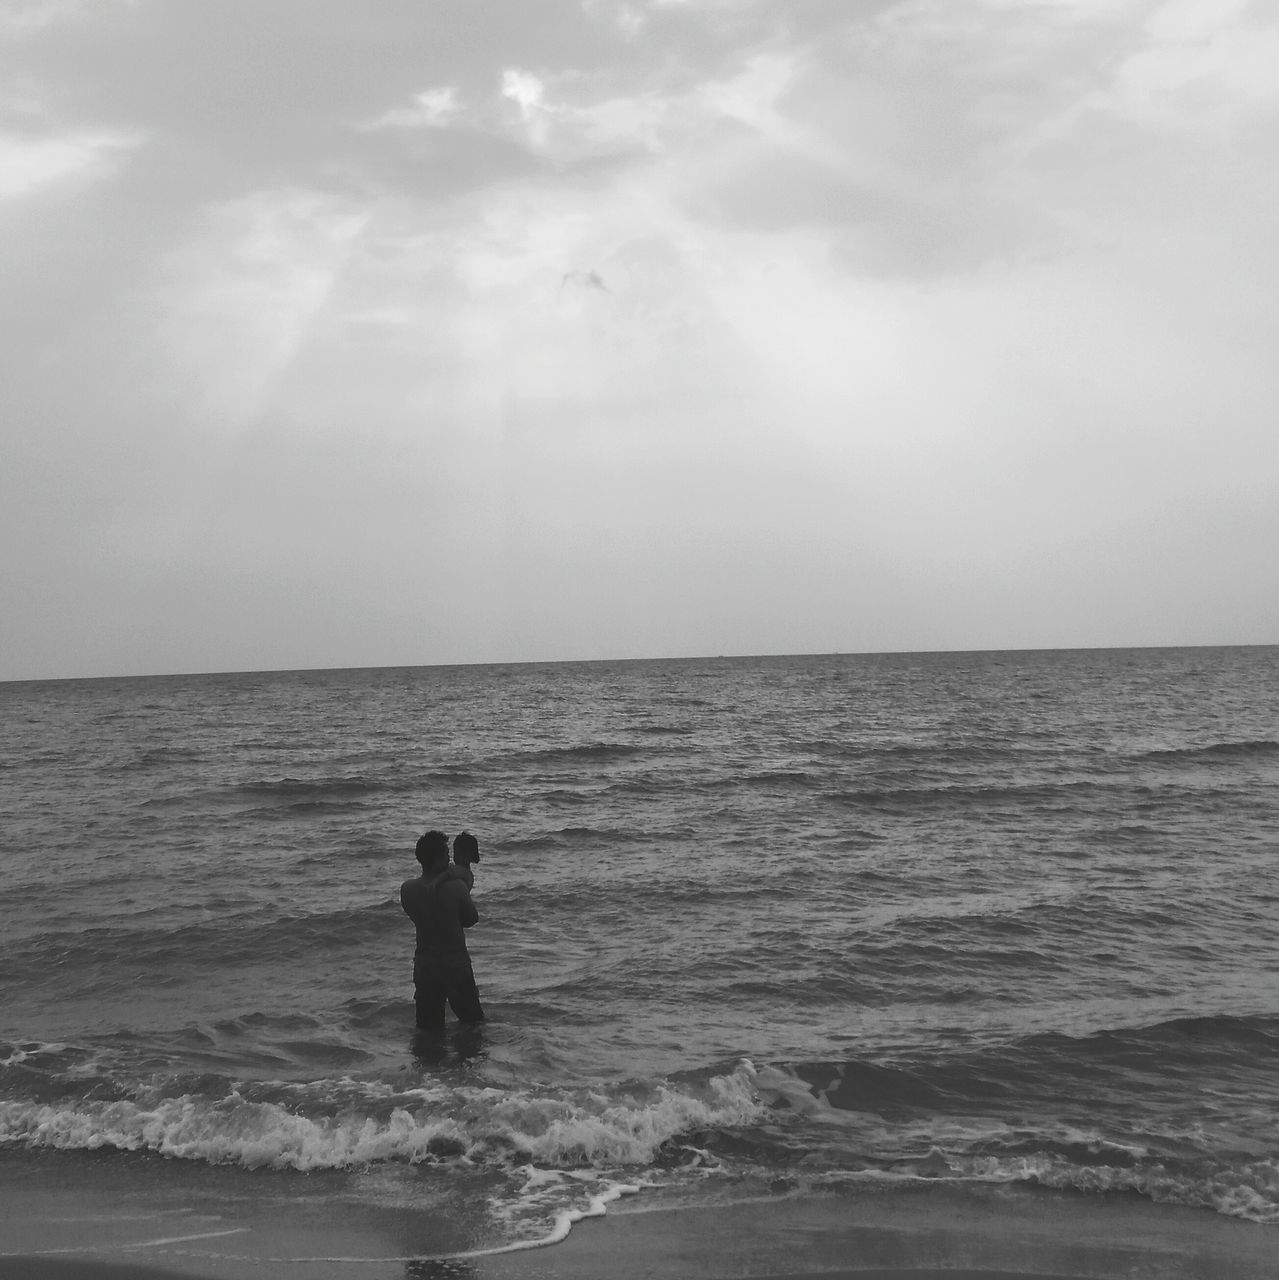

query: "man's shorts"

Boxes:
[413, 952, 484, 1027]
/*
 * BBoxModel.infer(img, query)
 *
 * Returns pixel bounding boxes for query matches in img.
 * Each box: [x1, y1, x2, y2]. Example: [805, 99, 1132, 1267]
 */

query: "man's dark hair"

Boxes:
[415, 829, 450, 870]
[453, 831, 479, 865]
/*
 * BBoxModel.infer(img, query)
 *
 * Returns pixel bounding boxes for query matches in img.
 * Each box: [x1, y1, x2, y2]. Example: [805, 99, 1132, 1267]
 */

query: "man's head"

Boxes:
[453, 830, 480, 867]
[415, 829, 450, 872]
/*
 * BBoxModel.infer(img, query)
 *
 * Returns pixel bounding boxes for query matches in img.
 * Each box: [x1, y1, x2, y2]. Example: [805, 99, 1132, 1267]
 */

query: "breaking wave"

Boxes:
[0, 1061, 763, 1174]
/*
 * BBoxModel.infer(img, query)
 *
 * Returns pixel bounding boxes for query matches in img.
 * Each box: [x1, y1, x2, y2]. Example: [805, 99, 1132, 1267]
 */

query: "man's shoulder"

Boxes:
[402, 871, 463, 896]
[400, 874, 437, 904]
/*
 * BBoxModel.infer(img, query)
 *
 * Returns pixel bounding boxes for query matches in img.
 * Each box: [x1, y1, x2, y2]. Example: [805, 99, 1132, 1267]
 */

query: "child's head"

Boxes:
[453, 830, 480, 867]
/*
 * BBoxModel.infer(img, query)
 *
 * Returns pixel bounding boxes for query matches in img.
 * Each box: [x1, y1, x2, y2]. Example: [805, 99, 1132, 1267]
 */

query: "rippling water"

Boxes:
[1, 647, 1277, 1251]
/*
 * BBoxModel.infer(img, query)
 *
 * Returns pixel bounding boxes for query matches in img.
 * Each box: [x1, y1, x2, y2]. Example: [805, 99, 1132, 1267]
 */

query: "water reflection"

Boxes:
[410, 1022, 486, 1068]
[404, 1257, 477, 1280]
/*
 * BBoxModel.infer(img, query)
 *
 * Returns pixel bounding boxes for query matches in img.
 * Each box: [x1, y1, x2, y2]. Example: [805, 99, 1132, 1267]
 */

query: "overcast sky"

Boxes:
[2, 0, 1277, 679]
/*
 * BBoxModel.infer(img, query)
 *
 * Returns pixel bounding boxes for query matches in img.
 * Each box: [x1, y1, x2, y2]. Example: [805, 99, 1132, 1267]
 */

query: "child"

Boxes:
[451, 830, 480, 890]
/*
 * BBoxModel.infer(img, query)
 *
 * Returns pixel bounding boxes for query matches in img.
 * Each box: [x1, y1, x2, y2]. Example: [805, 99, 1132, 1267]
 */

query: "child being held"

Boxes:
[450, 830, 480, 890]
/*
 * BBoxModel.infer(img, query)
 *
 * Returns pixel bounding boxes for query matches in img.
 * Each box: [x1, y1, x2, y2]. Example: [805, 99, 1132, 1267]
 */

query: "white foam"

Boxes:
[0, 1061, 765, 1174]
[479, 1174, 644, 1255]
[955, 1151, 1279, 1224]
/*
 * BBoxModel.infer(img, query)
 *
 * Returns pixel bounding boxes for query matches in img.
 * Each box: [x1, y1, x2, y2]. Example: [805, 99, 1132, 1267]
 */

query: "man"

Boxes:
[400, 830, 484, 1028]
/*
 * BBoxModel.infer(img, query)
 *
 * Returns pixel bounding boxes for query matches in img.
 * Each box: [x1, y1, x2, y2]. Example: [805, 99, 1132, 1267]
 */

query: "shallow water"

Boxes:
[2, 647, 1277, 1248]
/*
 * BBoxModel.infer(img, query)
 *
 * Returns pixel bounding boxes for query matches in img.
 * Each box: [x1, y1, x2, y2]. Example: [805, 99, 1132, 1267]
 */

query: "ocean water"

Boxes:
[1, 647, 1277, 1259]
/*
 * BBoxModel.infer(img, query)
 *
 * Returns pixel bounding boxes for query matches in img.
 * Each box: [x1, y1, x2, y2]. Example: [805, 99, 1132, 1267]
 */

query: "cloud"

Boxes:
[366, 86, 461, 131]
[0, 127, 138, 199]
[0, 0, 118, 36]
[963, 0, 1279, 157]
[697, 49, 797, 135]
[368, 66, 670, 167]
[486, 48, 822, 179]
[501, 66, 554, 149]
[148, 188, 370, 429]
[2, 0, 1278, 675]
[1106, 0, 1279, 126]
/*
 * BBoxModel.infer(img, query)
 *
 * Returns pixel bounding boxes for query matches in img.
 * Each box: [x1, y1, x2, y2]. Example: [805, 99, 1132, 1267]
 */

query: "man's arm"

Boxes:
[400, 878, 424, 924]
[444, 864, 475, 891]
[452, 882, 479, 929]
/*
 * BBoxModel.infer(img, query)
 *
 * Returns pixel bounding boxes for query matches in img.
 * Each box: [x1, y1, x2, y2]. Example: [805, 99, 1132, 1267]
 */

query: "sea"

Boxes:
[1, 647, 1277, 1263]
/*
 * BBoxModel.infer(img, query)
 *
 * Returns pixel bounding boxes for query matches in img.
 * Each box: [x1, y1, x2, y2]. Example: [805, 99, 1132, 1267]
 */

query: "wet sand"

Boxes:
[2, 1164, 1274, 1280]
[0, 1259, 1095, 1280]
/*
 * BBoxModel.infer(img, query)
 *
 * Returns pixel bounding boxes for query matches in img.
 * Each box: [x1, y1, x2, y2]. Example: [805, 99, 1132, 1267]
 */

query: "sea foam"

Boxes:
[0, 1061, 764, 1173]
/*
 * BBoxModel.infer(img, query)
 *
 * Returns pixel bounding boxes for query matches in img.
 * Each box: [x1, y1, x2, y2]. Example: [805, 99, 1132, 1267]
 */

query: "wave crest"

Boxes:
[1142, 739, 1279, 763]
[956, 1150, 1279, 1225]
[0, 1063, 764, 1174]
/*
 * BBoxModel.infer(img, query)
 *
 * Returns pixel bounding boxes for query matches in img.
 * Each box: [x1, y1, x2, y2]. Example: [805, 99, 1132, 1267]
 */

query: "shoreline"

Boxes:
[0, 1266, 1111, 1280]
[2, 1157, 1275, 1280]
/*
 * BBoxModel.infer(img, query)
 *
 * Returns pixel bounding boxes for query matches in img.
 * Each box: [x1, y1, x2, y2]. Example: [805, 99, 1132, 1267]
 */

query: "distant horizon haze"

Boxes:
[6, 637, 1277, 686]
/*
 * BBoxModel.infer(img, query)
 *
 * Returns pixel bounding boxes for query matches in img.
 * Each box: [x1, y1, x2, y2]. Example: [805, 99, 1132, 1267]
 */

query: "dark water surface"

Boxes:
[2, 647, 1277, 1250]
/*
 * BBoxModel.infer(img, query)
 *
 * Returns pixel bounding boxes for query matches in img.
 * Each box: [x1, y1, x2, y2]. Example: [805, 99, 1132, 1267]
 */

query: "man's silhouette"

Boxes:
[400, 830, 484, 1027]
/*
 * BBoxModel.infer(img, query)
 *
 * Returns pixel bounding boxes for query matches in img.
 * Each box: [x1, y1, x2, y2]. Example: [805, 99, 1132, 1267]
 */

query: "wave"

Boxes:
[805, 741, 1026, 765]
[0, 1061, 763, 1174]
[3, 1028, 1278, 1225]
[138, 767, 485, 812]
[498, 827, 640, 854]
[3, 900, 401, 981]
[809, 1150, 1279, 1225]
[1140, 739, 1279, 764]
[745, 769, 814, 788]
[116, 746, 207, 771]
[139, 774, 405, 810]
[1010, 1011, 1279, 1079]
[796, 1013, 1279, 1117]
[512, 743, 652, 766]
[754, 1015, 1279, 1224]
[824, 780, 1111, 812]
[950, 1149, 1279, 1224]
[228, 776, 389, 800]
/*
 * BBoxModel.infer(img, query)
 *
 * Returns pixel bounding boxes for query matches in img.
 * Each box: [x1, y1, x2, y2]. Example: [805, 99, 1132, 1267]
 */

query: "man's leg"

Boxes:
[444, 956, 485, 1023]
[413, 956, 447, 1029]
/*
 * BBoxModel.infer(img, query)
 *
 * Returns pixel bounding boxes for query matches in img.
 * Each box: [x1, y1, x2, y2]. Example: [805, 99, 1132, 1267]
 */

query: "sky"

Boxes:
[2, 0, 1277, 679]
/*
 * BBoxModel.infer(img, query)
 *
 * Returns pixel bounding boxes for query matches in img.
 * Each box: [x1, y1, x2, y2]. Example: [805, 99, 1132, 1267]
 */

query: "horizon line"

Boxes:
[4, 640, 1275, 686]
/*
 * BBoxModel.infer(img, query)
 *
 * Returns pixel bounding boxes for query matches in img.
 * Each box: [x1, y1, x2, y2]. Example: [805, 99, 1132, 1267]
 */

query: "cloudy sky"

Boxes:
[2, 0, 1276, 679]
